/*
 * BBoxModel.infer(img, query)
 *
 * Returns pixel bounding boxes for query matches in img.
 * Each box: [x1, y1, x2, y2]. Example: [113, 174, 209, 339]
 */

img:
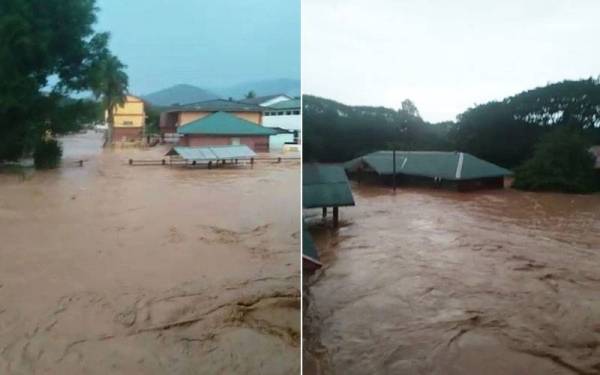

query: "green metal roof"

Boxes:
[177, 111, 278, 136]
[303, 163, 355, 208]
[345, 151, 513, 180]
[267, 99, 300, 110]
[165, 145, 255, 160]
[167, 99, 264, 113]
[302, 226, 321, 265]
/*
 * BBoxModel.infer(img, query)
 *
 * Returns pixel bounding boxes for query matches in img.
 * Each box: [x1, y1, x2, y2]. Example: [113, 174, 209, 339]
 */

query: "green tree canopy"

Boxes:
[513, 126, 598, 193]
[0, 0, 127, 162]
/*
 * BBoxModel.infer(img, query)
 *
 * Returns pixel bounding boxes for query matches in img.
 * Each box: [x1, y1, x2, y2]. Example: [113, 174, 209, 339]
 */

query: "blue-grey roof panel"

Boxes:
[166, 145, 255, 161]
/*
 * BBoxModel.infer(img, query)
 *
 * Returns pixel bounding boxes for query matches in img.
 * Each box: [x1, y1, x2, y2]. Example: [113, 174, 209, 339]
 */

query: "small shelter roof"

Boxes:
[165, 145, 255, 161]
[303, 163, 355, 208]
[302, 227, 321, 267]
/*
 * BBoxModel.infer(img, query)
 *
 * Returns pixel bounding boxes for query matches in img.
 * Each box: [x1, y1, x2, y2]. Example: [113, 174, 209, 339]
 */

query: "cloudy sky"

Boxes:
[95, 0, 300, 95]
[302, 0, 600, 122]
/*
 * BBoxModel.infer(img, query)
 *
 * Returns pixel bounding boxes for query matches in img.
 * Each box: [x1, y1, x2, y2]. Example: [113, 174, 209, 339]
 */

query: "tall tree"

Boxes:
[401, 99, 420, 118]
[0, 0, 127, 162]
[245, 90, 257, 99]
[88, 50, 128, 146]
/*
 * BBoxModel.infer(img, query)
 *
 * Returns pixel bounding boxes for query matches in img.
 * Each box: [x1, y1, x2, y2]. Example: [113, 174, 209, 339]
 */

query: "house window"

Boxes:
[293, 110, 300, 115]
[231, 137, 241, 146]
[123, 120, 133, 125]
[278, 111, 284, 116]
[286, 111, 292, 115]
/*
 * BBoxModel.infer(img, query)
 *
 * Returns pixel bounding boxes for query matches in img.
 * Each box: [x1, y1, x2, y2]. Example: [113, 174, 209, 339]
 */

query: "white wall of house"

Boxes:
[262, 111, 300, 131]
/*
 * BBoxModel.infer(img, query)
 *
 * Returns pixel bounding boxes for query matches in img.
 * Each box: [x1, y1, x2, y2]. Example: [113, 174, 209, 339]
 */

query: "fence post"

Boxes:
[129, 159, 133, 165]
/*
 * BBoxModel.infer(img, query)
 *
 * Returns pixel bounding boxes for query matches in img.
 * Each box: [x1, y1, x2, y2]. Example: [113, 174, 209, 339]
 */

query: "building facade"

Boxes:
[111, 95, 145, 142]
[176, 111, 277, 152]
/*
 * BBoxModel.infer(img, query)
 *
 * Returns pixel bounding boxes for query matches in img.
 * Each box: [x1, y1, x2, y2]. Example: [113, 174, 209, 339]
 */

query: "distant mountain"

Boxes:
[215, 78, 300, 100]
[142, 84, 219, 106]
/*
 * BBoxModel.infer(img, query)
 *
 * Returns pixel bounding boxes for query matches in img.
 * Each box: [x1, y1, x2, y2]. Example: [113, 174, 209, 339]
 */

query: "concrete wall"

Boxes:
[112, 126, 143, 142]
[113, 95, 145, 128]
[180, 135, 270, 152]
[262, 112, 300, 131]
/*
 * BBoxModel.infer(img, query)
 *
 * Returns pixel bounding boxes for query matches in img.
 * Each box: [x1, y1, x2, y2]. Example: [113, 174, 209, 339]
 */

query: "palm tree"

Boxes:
[89, 54, 128, 146]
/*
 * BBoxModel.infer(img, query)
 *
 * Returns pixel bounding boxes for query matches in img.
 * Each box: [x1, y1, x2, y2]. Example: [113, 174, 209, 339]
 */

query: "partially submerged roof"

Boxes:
[345, 151, 513, 180]
[302, 227, 321, 267]
[177, 111, 278, 136]
[303, 163, 355, 208]
[165, 145, 256, 161]
[267, 99, 300, 110]
[166, 99, 264, 113]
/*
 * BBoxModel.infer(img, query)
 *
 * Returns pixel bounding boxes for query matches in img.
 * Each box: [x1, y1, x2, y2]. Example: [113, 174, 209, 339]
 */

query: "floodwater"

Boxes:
[304, 183, 600, 375]
[0, 132, 300, 374]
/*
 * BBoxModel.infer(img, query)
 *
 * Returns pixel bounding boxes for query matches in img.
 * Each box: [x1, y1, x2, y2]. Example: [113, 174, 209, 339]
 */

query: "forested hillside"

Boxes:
[303, 78, 600, 169]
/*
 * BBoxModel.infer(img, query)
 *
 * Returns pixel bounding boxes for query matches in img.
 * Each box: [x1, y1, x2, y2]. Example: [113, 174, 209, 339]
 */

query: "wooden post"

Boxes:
[208, 161, 212, 169]
[79, 160, 83, 167]
[333, 207, 339, 227]
[129, 159, 133, 165]
[277, 157, 281, 163]
[250, 157, 254, 167]
[161, 159, 166, 165]
[392, 149, 397, 192]
[322, 207, 327, 218]
[192, 160, 196, 166]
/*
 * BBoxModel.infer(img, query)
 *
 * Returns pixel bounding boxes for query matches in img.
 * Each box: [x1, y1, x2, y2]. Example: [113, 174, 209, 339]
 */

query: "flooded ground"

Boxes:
[0, 132, 300, 374]
[304, 182, 600, 375]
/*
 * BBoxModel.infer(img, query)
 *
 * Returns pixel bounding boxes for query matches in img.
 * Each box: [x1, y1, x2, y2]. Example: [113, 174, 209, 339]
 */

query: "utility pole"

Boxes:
[392, 149, 397, 192]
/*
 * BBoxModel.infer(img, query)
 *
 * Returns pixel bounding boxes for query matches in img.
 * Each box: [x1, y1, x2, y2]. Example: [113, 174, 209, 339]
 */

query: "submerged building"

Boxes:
[111, 95, 146, 142]
[176, 111, 277, 152]
[345, 151, 513, 191]
[159, 99, 266, 140]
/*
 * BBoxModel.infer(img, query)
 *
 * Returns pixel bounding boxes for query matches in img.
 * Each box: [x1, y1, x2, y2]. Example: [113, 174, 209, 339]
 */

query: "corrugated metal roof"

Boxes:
[303, 163, 355, 208]
[177, 111, 278, 136]
[166, 99, 264, 113]
[267, 99, 300, 110]
[240, 94, 292, 105]
[165, 145, 256, 161]
[345, 151, 513, 180]
[302, 226, 321, 265]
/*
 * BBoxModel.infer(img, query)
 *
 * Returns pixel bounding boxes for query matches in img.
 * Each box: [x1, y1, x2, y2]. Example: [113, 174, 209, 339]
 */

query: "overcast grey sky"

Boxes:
[95, 0, 300, 95]
[302, 0, 600, 122]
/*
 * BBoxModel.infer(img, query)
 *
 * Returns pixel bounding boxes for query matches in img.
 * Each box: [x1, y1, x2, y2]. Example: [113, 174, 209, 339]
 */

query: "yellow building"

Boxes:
[111, 95, 145, 142]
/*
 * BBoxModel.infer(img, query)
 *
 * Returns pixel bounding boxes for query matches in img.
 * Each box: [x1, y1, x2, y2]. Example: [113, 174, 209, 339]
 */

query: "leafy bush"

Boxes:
[513, 127, 598, 193]
[33, 139, 62, 169]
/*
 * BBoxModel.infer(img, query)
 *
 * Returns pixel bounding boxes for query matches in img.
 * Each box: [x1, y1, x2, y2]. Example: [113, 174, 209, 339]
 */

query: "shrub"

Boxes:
[33, 139, 62, 169]
[513, 127, 598, 193]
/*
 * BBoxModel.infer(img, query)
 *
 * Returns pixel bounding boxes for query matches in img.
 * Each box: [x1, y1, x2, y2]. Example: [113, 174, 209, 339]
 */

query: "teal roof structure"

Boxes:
[303, 163, 355, 208]
[345, 151, 513, 180]
[177, 111, 278, 136]
[165, 145, 256, 161]
[302, 227, 321, 265]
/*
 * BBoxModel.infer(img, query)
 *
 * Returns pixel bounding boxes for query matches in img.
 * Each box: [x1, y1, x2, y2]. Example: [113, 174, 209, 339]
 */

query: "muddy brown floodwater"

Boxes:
[0, 132, 300, 374]
[304, 182, 600, 375]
